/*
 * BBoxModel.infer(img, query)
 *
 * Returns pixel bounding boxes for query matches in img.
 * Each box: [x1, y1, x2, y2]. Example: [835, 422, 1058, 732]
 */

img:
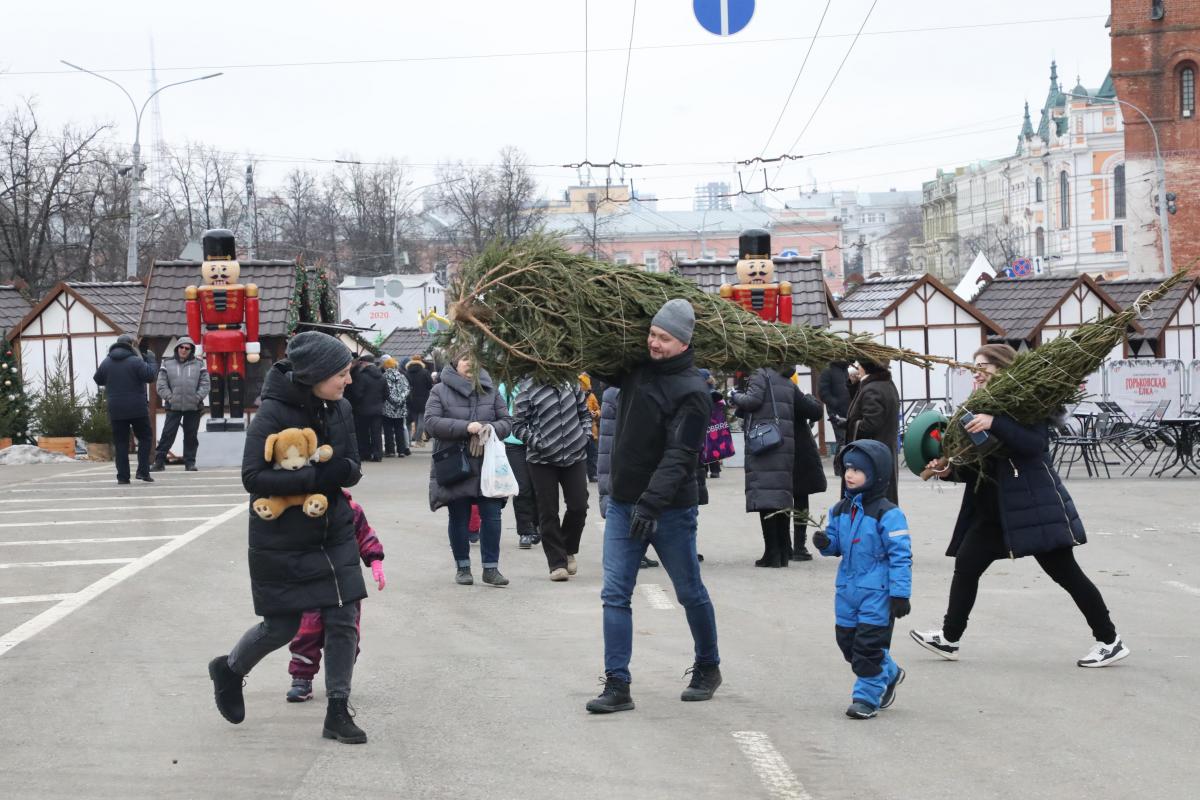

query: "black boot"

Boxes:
[775, 528, 790, 567]
[207, 655, 245, 724]
[150, 456, 166, 472]
[323, 697, 367, 744]
[754, 531, 780, 567]
[681, 662, 723, 701]
[586, 675, 635, 713]
[792, 524, 813, 561]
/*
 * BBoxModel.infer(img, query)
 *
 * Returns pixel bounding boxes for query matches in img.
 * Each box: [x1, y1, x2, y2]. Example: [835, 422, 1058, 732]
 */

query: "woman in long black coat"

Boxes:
[845, 359, 900, 504]
[790, 381, 827, 560]
[731, 367, 797, 568]
[910, 344, 1128, 668]
[207, 331, 369, 744]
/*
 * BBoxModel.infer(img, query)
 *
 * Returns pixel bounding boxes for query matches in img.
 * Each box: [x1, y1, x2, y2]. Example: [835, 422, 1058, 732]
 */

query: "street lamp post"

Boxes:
[61, 61, 222, 279]
[1067, 91, 1173, 275]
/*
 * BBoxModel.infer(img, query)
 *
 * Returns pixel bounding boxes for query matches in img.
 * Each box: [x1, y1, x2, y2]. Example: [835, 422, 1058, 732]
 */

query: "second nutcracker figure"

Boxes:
[186, 229, 260, 432]
[719, 228, 792, 324]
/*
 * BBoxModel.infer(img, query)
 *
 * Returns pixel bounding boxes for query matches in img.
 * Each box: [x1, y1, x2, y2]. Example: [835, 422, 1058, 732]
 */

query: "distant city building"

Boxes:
[915, 60, 1134, 281]
[1110, 2, 1200, 277]
[693, 182, 732, 212]
[786, 189, 922, 280]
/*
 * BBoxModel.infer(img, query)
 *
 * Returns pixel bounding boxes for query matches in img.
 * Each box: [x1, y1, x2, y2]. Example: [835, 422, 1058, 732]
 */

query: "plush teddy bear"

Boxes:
[251, 427, 335, 521]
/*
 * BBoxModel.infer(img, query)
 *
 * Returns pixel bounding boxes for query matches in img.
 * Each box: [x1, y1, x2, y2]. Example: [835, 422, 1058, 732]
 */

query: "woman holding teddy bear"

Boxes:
[208, 330, 375, 744]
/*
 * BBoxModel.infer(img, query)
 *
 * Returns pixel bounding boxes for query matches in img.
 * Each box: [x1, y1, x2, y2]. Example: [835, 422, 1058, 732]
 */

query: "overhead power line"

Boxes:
[6, 15, 1108, 77]
[613, 0, 639, 160]
[758, 0, 833, 159]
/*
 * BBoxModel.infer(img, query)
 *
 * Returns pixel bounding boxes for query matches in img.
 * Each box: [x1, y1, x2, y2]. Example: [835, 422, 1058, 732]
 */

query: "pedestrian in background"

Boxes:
[845, 359, 900, 504]
[94, 334, 158, 485]
[790, 378, 827, 561]
[580, 373, 601, 482]
[730, 366, 799, 568]
[514, 380, 592, 581]
[405, 353, 433, 446]
[346, 353, 386, 462]
[818, 359, 852, 474]
[381, 355, 411, 458]
[151, 336, 209, 472]
[499, 379, 540, 549]
[424, 350, 513, 587]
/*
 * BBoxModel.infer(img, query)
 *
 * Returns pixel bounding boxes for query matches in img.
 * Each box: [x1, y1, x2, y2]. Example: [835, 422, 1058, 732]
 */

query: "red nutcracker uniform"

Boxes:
[185, 229, 261, 431]
[719, 228, 792, 324]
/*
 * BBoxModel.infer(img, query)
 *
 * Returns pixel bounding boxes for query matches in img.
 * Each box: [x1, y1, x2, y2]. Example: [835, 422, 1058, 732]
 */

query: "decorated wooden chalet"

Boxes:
[138, 259, 340, 412]
[0, 285, 32, 339]
[971, 274, 1134, 355]
[379, 327, 435, 363]
[1099, 277, 1200, 360]
[10, 281, 146, 397]
[831, 274, 1002, 404]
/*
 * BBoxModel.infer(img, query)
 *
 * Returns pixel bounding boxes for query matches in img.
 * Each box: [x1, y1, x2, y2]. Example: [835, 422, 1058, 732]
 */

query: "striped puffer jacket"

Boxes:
[513, 382, 591, 467]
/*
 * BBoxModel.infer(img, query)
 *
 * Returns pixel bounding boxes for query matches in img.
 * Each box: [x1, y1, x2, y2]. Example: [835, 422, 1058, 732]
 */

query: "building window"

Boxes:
[1182, 66, 1196, 118]
[727, 249, 739, 259]
[1035, 177, 1043, 202]
[1059, 171, 1070, 229]
[642, 252, 659, 272]
[1114, 164, 1126, 219]
[1115, 225, 1124, 252]
[614, 252, 631, 265]
[1036, 227, 1045, 257]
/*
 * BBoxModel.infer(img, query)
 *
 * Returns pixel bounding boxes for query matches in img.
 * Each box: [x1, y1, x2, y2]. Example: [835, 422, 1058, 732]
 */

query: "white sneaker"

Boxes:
[909, 628, 960, 661]
[1077, 635, 1130, 668]
[549, 568, 569, 582]
[566, 554, 578, 576]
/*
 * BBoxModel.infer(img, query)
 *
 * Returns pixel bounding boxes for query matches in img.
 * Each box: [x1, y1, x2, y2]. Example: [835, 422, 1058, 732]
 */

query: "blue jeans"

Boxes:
[601, 500, 719, 683]
[448, 498, 503, 569]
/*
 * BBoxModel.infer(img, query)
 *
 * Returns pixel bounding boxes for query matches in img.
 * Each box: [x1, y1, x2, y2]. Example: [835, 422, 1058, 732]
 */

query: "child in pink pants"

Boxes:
[286, 490, 386, 702]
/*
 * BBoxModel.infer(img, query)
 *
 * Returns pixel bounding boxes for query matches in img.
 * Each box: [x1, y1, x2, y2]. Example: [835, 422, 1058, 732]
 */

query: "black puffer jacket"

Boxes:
[732, 368, 798, 512]
[597, 387, 619, 517]
[513, 382, 591, 467]
[405, 359, 433, 417]
[846, 370, 900, 504]
[605, 349, 711, 515]
[818, 361, 851, 419]
[793, 386, 828, 497]
[94, 342, 157, 421]
[241, 361, 365, 616]
[348, 363, 387, 417]
[945, 414, 1086, 559]
[424, 365, 513, 510]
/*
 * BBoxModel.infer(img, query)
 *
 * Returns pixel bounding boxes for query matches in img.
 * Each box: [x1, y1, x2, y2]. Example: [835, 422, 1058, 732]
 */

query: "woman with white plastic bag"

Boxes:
[480, 428, 520, 499]
[513, 381, 593, 582]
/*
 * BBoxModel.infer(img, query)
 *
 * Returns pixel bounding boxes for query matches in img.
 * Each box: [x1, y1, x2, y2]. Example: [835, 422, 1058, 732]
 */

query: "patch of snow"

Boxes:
[0, 444, 79, 465]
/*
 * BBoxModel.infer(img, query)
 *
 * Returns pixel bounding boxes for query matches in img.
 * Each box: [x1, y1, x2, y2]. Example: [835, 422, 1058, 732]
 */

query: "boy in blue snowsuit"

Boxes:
[813, 439, 912, 719]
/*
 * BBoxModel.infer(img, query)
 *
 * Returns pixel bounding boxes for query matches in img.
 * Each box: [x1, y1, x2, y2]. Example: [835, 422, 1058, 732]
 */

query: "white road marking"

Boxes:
[0, 493, 244, 504]
[0, 504, 244, 657]
[0, 558, 136, 569]
[639, 583, 675, 610]
[0, 536, 177, 546]
[731, 731, 814, 800]
[5, 484, 241, 493]
[28, 478, 244, 486]
[0, 517, 213, 529]
[28, 467, 112, 481]
[0, 594, 75, 605]
[0, 503, 240, 515]
[1165, 580, 1200, 596]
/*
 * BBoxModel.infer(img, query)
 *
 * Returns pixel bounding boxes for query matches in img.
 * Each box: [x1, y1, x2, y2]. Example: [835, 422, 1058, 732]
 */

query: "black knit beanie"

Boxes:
[287, 331, 353, 385]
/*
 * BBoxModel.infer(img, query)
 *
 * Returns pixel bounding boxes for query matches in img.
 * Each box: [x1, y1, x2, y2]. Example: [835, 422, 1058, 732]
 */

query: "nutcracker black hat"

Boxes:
[202, 229, 237, 261]
[738, 229, 771, 260]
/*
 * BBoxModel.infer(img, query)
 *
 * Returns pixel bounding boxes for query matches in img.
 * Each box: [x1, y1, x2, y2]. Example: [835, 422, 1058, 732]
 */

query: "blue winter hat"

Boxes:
[841, 448, 875, 492]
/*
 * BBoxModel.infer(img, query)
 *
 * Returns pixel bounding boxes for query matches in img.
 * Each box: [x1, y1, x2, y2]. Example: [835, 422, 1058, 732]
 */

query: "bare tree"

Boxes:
[962, 220, 1024, 274]
[431, 146, 546, 260]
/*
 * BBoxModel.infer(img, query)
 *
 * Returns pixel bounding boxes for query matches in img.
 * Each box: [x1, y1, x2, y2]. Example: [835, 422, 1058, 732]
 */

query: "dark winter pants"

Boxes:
[585, 438, 598, 480]
[447, 497, 503, 568]
[383, 415, 407, 455]
[942, 516, 1117, 644]
[111, 415, 152, 481]
[528, 459, 589, 571]
[227, 602, 360, 699]
[288, 605, 363, 681]
[835, 620, 899, 707]
[505, 443, 539, 536]
[154, 409, 201, 465]
[356, 414, 383, 460]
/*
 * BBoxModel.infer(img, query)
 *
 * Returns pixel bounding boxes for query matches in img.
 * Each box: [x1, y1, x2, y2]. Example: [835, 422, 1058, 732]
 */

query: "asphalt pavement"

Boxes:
[1, 453, 1198, 800]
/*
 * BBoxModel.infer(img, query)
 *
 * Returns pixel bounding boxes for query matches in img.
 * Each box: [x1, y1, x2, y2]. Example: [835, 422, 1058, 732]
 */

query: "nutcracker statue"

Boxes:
[719, 228, 792, 324]
[185, 229, 260, 432]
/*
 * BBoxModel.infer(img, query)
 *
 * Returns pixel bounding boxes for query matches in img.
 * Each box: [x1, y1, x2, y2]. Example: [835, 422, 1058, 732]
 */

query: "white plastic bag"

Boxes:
[480, 427, 519, 498]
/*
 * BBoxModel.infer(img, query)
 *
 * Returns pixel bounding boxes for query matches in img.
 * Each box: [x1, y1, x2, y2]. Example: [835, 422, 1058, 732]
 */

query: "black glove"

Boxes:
[314, 457, 354, 489]
[811, 529, 831, 550]
[890, 597, 911, 619]
[629, 508, 658, 541]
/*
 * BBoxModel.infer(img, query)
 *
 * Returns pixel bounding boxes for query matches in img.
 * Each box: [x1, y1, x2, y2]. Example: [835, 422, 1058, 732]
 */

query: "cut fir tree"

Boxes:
[0, 338, 32, 446]
[444, 236, 958, 386]
[940, 269, 1192, 470]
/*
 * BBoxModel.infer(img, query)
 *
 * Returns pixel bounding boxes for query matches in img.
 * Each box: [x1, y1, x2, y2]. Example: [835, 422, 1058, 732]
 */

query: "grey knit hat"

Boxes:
[650, 298, 695, 345]
[287, 331, 353, 385]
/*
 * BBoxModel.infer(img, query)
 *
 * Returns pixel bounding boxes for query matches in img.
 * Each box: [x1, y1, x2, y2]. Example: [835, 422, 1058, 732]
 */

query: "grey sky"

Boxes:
[1, 0, 1112, 209]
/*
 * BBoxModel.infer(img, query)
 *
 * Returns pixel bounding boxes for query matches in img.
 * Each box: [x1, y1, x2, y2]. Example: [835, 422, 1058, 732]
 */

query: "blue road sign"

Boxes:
[694, 0, 755, 36]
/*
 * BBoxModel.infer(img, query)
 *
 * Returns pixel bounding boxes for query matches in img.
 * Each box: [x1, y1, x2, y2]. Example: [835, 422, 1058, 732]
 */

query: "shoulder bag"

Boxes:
[745, 373, 784, 456]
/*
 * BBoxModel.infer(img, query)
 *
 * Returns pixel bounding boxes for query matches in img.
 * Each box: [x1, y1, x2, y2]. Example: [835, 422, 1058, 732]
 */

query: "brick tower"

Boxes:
[1110, 1, 1200, 276]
